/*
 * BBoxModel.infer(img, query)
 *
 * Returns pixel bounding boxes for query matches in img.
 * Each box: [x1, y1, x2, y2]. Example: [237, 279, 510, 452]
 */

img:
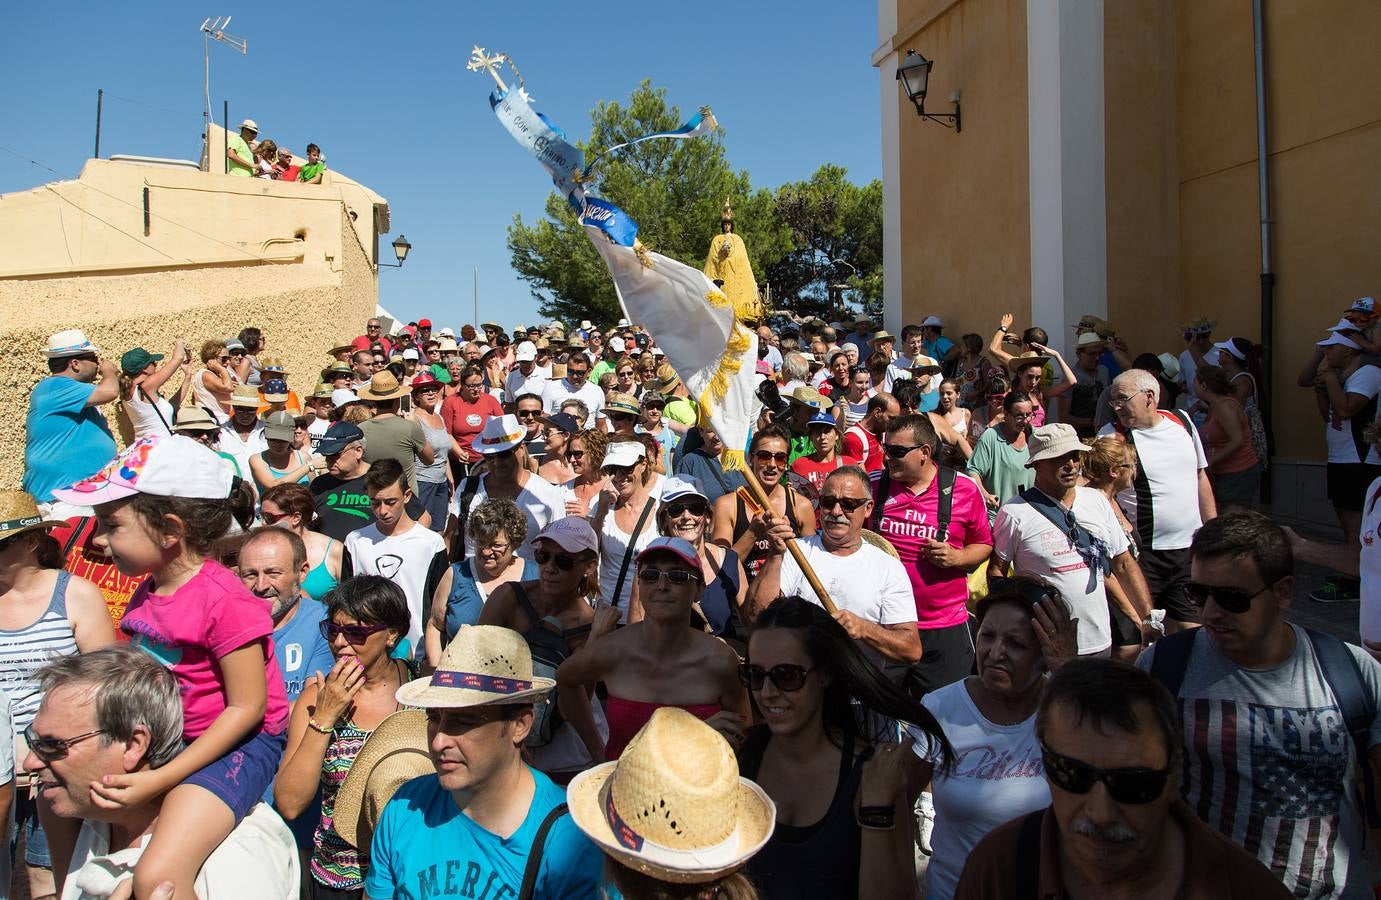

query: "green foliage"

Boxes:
[506, 81, 879, 327]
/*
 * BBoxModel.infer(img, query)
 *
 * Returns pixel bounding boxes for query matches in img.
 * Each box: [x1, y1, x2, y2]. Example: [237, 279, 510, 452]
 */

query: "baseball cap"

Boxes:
[331, 388, 362, 408]
[224, 338, 246, 353]
[418, 318, 432, 328]
[52, 435, 233, 506]
[660, 476, 708, 504]
[601, 441, 647, 470]
[636, 536, 700, 570]
[541, 411, 581, 434]
[402, 348, 419, 360]
[515, 341, 537, 362]
[318, 422, 365, 455]
[806, 412, 838, 429]
[119, 348, 164, 376]
[263, 410, 296, 441]
[1351, 297, 1375, 314]
[609, 337, 626, 354]
[532, 517, 599, 556]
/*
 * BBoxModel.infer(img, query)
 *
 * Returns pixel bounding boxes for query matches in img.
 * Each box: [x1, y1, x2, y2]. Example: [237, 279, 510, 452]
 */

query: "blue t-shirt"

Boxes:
[23, 376, 117, 502]
[365, 769, 602, 900]
[917, 390, 940, 413]
[924, 335, 956, 362]
[273, 596, 333, 701]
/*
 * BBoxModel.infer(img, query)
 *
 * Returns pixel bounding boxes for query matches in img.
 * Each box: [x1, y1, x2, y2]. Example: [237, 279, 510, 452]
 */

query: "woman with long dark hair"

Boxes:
[736, 595, 951, 900]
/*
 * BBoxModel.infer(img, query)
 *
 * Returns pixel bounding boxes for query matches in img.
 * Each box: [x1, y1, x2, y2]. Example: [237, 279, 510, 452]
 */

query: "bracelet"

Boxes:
[307, 717, 334, 735]
[857, 805, 896, 830]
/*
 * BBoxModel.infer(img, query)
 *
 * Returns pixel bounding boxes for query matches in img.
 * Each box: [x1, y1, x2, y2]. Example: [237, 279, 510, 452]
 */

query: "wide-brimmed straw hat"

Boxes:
[43, 329, 101, 359]
[357, 372, 409, 401]
[0, 491, 61, 540]
[333, 710, 432, 850]
[328, 337, 357, 357]
[227, 385, 262, 408]
[396, 625, 555, 708]
[567, 707, 776, 884]
[1007, 351, 1051, 373]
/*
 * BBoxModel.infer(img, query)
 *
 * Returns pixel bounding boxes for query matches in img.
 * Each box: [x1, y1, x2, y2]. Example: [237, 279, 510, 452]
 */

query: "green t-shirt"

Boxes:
[590, 360, 614, 385]
[966, 426, 1035, 511]
[298, 161, 325, 183]
[226, 133, 253, 177]
[664, 397, 698, 427]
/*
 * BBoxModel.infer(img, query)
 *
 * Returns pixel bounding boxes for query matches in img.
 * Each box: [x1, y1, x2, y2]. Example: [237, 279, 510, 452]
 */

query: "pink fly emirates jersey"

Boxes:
[875, 473, 991, 629]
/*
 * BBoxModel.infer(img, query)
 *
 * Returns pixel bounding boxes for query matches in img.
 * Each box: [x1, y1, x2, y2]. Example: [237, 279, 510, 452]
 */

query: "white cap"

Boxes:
[1318, 332, 1362, 350]
[331, 388, 361, 406]
[920, 315, 944, 328]
[609, 337, 626, 353]
[1211, 339, 1246, 362]
[601, 440, 647, 469]
[53, 435, 232, 506]
[402, 348, 419, 360]
[1328, 318, 1361, 333]
[617, 318, 630, 328]
[515, 341, 537, 362]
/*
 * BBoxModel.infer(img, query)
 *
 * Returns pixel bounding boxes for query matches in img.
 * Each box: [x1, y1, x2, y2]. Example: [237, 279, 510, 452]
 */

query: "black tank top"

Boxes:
[737, 726, 869, 900]
[733, 487, 804, 580]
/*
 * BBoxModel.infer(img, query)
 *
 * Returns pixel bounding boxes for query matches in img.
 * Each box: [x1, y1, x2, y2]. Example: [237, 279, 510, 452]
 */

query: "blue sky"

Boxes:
[3, 2, 881, 329]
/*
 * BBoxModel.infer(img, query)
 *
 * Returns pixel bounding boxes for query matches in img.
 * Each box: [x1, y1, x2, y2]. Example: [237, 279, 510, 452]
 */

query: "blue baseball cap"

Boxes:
[317, 422, 365, 455]
[806, 412, 838, 429]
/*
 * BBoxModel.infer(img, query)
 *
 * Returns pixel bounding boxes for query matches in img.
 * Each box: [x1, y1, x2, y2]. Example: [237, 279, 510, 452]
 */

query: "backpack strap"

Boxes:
[517, 802, 569, 900]
[1013, 809, 1045, 900]
[935, 465, 956, 543]
[450, 473, 482, 561]
[1147, 628, 1199, 700]
[1304, 628, 1381, 827]
[611, 497, 657, 608]
[511, 582, 545, 630]
[870, 470, 892, 531]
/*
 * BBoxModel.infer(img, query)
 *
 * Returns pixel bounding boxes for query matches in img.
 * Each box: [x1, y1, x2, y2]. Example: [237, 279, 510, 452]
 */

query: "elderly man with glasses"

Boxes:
[24, 645, 298, 898]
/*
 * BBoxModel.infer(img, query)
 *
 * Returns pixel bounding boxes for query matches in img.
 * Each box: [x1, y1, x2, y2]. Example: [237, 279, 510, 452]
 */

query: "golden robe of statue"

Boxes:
[704, 198, 762, 323]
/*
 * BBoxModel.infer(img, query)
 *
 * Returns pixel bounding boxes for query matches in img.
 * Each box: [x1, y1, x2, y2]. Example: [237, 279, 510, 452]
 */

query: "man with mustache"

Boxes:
[955, 659, 1289, 899]
[745, 466, 919, 666]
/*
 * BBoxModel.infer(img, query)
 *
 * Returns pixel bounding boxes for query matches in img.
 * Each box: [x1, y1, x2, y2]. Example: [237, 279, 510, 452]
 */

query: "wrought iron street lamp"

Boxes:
[379, 234, 412, 268]
[897, 50, 961, 132]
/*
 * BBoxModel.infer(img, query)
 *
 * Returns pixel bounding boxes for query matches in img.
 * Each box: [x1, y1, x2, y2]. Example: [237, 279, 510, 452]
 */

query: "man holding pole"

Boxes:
[872, 414, 992, 695]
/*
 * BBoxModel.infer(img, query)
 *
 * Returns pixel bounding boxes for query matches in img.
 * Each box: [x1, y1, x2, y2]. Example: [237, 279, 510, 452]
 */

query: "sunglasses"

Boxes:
[617, 370, 635, 377]
[319, 620, 389, 645]
[535, 548, 581, 571]
[754, 450, 790, 465]
[882, 443, 922, 459]
[637, 568, 700, 585]
[818, 494, 869, 513]
[1184, 581, 1270, 615]
[24, 724, 107, 763]
[738, 663, 815, 692]
[567, 450, 586, 460]
[516, 409, 541, 418]
[1040, 744, 1171, 805]
[603, 464, 638, 477]
[260, 508, 290, 525]
[663, 500, 709, 519]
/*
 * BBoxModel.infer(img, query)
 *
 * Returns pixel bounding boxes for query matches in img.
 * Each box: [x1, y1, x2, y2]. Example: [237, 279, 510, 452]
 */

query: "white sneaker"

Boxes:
[915, 790, 935, 856]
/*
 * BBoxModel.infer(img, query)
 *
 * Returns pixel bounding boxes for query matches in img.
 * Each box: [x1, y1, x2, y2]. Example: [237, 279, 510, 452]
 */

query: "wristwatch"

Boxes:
[857, 805, 896, 830]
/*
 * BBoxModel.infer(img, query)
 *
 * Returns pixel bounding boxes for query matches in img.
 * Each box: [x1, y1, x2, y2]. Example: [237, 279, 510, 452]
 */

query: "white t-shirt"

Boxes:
[307, 416, 330, 452]
[216, 422, 267, 481]
[1098, 412, 1207, 550]
[992, 486, 1130, 654]
[449, 473, 566, 562]
[540, 379, 605, 427]
[599, 497, 661, 617]
[882, 356, 940, 395]
[1361, 476, 1381, 645]
[1324, 365, 1381, 464]
[123, 390, 174, 440]
[909, 680, 1049, 900]
[63, 802, 298, 900]
[778, 535, 916, 628]
[342, 521, 448, 653]
[506, 368, 548, 405]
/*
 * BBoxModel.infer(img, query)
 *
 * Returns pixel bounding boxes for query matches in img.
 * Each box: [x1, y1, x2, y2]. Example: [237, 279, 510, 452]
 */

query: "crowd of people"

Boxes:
[5, 295, 1380, 899]
[225, 118, 326, 183]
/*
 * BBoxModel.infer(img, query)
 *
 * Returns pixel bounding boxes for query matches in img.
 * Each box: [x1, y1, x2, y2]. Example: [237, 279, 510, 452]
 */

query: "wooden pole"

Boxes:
[740, 465, 838, 615]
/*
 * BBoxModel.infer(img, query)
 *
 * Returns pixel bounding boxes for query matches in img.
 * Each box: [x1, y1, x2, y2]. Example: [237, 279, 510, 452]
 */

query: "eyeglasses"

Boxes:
[1040, 743, 1171, 805]
[738, 663, 815, 692]
[535, 548, 581, 571]
[462, 381, 484, 390]
[1109, 391, 1149, 408]
[219, 355, 232, 363]
[516, 409, 541, 419]
[24, 724, 107, 763]
[1184, 580, 1270, 615]
[818, 494, 869, 513]
[319, 620, 389, 645]
[754, 450, 790, 465]
[663, 500, 709, 519]
[637, 568, 700, 585]
[567, 369, 589, 378]
[882, 443, 922, 459]
[610, 413, 637, 422]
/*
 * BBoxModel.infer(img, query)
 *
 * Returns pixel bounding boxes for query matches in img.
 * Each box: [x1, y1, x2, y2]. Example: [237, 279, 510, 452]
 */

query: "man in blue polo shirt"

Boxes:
[23, 329, 119, 508]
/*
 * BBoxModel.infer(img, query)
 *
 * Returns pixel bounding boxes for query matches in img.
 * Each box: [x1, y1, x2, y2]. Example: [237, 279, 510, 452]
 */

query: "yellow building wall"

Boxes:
[0, 153, 385, 489]
[894, 0, 1031, 334]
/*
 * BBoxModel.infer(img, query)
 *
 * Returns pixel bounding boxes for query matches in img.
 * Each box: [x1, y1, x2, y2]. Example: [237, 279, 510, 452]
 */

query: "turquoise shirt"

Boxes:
[23, 376, 116, 502]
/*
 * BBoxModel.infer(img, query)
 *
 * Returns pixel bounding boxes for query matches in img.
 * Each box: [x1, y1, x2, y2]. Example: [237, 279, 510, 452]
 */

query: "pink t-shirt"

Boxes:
[874, 472, 992, 629]
[121, 560, 289, 739]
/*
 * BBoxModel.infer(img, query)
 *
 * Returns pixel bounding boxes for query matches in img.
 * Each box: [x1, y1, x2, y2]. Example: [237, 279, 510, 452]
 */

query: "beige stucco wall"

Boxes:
[0, 148, 385, 488]
[890, 0, 1031, 332]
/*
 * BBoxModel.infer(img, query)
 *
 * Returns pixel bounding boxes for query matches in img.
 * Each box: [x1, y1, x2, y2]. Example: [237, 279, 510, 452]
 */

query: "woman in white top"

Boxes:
[191, 339, 238, 422]
[839, 364, 874, 427]
[907, 576, 1076, 900]
[118, 342, 193, 439]
[591, 440, 660, 618]
[937, 379, 971, 444]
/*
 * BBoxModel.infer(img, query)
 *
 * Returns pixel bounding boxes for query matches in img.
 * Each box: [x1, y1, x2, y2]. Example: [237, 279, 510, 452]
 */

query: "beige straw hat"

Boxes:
[567, 707, 776, 884]
[396, 625, 554, 708]
[0, 491, 61, 539]
[333, 710, 432, 850]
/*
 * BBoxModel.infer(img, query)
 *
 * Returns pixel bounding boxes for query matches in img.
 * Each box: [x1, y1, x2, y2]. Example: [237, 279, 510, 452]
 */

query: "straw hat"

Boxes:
[396, 625, 555, 708]
[333, 710, 432, 850]
[1007, 351, 1051, 373]
[0, 491, 61, 540]
[358, 372, 409, 401]
[328, 337, 357, 357]
[227, 385, 262, 408]
[567, 707, 775, 884]
[43, 329, 100, 359]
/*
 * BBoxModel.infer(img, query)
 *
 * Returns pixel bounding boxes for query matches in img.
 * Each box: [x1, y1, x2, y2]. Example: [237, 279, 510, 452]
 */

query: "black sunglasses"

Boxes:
[319, 620, 389, 645]
[738, 663, 815, 692]
[1184, 581, 1270, 615]
[535, 548, 580, 571]
[1040, 743, 1171, 805]
[516, 409, 541, 418]
[24, 724, 106, 762]
[754, 450, 790, 464]
[567, 449, 586, 460]
[637, 568, 700, 585]
[883, 443, 922, 459]
[818, 494, 869, 513]
[663, 500, 709, 519]
[603, 464, 638, 477]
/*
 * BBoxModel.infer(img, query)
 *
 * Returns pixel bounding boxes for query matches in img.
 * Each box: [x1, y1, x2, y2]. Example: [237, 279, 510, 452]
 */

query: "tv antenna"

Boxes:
[200, 16, 247, 167]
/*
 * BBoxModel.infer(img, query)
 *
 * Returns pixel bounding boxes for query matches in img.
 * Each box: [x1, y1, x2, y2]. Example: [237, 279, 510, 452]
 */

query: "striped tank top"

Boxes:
[0, 571, 78, 735]
[311, 716, 371, 889]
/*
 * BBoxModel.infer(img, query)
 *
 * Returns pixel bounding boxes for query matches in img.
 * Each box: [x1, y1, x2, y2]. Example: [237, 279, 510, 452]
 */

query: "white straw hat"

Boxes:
[396, 625, 554, 708]
[567, 707, 776, 884]
[43, 329, 100, 358]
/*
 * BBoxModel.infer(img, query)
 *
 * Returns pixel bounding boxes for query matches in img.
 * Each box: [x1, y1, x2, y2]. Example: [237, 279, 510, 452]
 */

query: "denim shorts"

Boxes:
[13, 791, 51, 867]
[184, 729, 287, 824]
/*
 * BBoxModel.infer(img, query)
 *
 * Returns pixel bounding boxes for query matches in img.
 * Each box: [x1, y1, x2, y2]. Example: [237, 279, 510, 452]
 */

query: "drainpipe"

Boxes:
[1252, 0, 1274, 498]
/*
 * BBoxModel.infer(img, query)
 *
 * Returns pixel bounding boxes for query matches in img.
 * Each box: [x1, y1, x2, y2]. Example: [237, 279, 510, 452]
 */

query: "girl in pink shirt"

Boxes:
[53, 435, 289, 900]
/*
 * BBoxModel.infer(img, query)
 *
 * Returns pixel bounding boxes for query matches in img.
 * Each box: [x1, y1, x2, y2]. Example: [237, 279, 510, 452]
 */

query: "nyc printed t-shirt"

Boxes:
[1136, 627, 1381, 899]
[121, 560, 290, 738]
[364, 769, 602, 900]
[874, 473, 991, 629]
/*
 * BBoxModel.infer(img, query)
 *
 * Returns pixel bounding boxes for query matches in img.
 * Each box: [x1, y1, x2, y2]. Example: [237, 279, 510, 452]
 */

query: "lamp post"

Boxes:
[896, 49, 961, 132]
[378, 234, 412, 268]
